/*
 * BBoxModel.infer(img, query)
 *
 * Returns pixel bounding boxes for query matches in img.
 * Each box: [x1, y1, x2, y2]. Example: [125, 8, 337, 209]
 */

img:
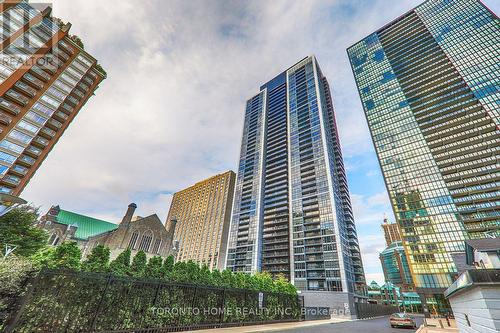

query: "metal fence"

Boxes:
[355, 302, 398, 319]
[4, 270, 301, 333]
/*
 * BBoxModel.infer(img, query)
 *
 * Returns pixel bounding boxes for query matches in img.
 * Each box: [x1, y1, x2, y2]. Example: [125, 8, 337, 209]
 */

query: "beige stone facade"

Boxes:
[166, 171, 235, 270]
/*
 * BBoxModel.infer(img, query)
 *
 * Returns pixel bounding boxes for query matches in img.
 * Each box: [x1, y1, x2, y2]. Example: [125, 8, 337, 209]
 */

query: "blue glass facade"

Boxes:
[226, 56, 365, 295]
[348, 0, 499, 312]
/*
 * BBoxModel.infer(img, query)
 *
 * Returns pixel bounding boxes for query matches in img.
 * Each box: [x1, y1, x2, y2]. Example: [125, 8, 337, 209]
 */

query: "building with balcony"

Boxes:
[225, 56, 366, 301]
[39, 203, 177, 260]
[0, 1, 105, 196]
[348, 0, 499, 314]
[166, 171, 236, 270]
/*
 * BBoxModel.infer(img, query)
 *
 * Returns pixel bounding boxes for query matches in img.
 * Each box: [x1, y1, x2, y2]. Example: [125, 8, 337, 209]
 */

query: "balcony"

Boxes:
[61, 103, 74, 114]
[0, 112, 12, 125]
[30, 66, 51, 81]
[39, 127, 56, 139]
[5, 90, 29, 106]
[25, 145, 41, 157]
[32, 136, 49, 148]
[47, 118, 62, 130]
[14, 81, 37, 97]
[10, 164, 28, 176]
[17, 155, 35, 167]
[2, 175, 20, 186]
[22, 73, 44, 89]
[0, 98, 21, 115]
[53, 111, 68, 122]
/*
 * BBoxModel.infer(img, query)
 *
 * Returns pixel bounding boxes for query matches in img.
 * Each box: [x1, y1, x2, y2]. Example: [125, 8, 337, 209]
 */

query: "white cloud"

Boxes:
[20, 0, 500, 242]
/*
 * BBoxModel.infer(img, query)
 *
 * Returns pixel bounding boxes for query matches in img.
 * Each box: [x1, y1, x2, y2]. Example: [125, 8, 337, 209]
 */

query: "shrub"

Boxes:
[82, 245, 110, 273]
[109, 248, 131, 276]
[130, 251, 147, 277]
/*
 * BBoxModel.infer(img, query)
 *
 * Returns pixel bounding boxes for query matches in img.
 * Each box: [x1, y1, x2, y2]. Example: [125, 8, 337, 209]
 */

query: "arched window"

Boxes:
[49, 233, 60, 246]
[128, 231, 140, 249]
[152, 238, 162, 254]
[138, 230, 153, 252]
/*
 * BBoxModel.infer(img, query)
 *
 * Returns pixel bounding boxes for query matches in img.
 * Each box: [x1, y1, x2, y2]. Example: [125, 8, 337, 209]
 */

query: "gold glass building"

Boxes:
[166, 171, 236, 270]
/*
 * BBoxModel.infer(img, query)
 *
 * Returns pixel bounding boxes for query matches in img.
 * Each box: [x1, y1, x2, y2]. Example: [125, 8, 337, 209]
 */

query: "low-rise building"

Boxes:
[39, 203, 177, 260]
[368, 281, 422, 313]
[445, 238, 500, 333]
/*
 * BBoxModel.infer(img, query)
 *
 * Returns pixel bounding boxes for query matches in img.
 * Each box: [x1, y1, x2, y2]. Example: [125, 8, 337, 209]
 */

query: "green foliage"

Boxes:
[160, 255, 174, 279]
[145, 256, 163, 279]
[82, 245, 110, 273]
[109, 248, 131, 275]
[0, 206, 47, 257]
[30, 246, 56, 269]
[30, 242, 81, 270]
[51, 242, 82, 270]
[0, 255, 34, 329]
[130, 250, 147, 277]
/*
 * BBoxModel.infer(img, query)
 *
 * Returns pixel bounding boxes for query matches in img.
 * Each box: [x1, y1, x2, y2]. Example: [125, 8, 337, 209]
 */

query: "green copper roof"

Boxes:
[56, 209, 118, 240]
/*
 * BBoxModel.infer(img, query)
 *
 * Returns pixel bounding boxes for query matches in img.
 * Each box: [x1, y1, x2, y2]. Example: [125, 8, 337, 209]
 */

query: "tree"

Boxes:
[273, 274, 297, 295]
[145, 256, 163, 279]
[0, 206, 47, 257]
[130, 250, 147, 277]
[160, 255, 174, 279]
[51, 242, 81, 270]
[82, 245, 110, 273]
[109, 248, 131, 275]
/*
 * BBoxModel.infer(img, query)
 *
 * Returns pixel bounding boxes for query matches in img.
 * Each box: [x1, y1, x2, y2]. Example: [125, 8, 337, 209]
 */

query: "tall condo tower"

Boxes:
[226, 56, 366, 297]
[348, 0, 499, 312]
[0, 2, 105, 197]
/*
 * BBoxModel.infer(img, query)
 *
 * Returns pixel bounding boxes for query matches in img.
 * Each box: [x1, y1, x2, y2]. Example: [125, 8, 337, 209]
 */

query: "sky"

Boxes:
[23, 0, 500, 285]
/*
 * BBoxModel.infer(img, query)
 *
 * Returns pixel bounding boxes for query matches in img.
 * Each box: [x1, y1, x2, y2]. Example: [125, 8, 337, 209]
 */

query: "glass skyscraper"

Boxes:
[348, 0, 499, 313]
[226, 56, 366, 296]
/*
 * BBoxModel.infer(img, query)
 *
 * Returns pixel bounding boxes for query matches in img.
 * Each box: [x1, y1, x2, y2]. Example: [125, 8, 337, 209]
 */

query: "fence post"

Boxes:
[89, 274, 112, 331]
[3, 274, 37, 333]
[219, 288, 226, 326]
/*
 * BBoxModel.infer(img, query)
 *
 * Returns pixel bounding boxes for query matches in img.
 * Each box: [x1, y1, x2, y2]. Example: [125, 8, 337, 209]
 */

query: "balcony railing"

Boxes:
[47, 118, 62, 129]
[2, 175, 20, 186]
[14, 81, 37, 97]
[5, 90, 29, 106]
[39, 127, 56, 138]
[22, 73, 44, 89]
[53, 111, 69, 122]
[11, 164, 28, 175]
[18, 155, 35, 166]
[0, 112, 12, 125]
[0, 98, 21, 115]
[32, 136, 49, 147]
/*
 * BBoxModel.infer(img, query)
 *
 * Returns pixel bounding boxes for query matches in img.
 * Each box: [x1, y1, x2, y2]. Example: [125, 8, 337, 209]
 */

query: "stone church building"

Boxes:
[39, 203, 177, 260]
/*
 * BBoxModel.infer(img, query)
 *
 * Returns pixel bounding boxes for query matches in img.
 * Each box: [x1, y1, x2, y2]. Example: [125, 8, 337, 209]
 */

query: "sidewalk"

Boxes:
[416, 318, 459, 333]
[184, 317, 351, 333]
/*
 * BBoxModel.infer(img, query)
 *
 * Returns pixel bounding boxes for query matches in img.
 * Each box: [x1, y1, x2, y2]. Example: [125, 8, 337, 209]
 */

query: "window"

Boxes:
[128, 231, 139, 249]
[152, 239, 161, 254]
[49, 233, 60, 246]
[139, 230, 153, 252]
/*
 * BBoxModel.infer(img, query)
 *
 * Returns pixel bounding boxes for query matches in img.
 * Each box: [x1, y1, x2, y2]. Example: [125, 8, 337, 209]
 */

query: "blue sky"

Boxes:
[23, 0, 500, 284]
